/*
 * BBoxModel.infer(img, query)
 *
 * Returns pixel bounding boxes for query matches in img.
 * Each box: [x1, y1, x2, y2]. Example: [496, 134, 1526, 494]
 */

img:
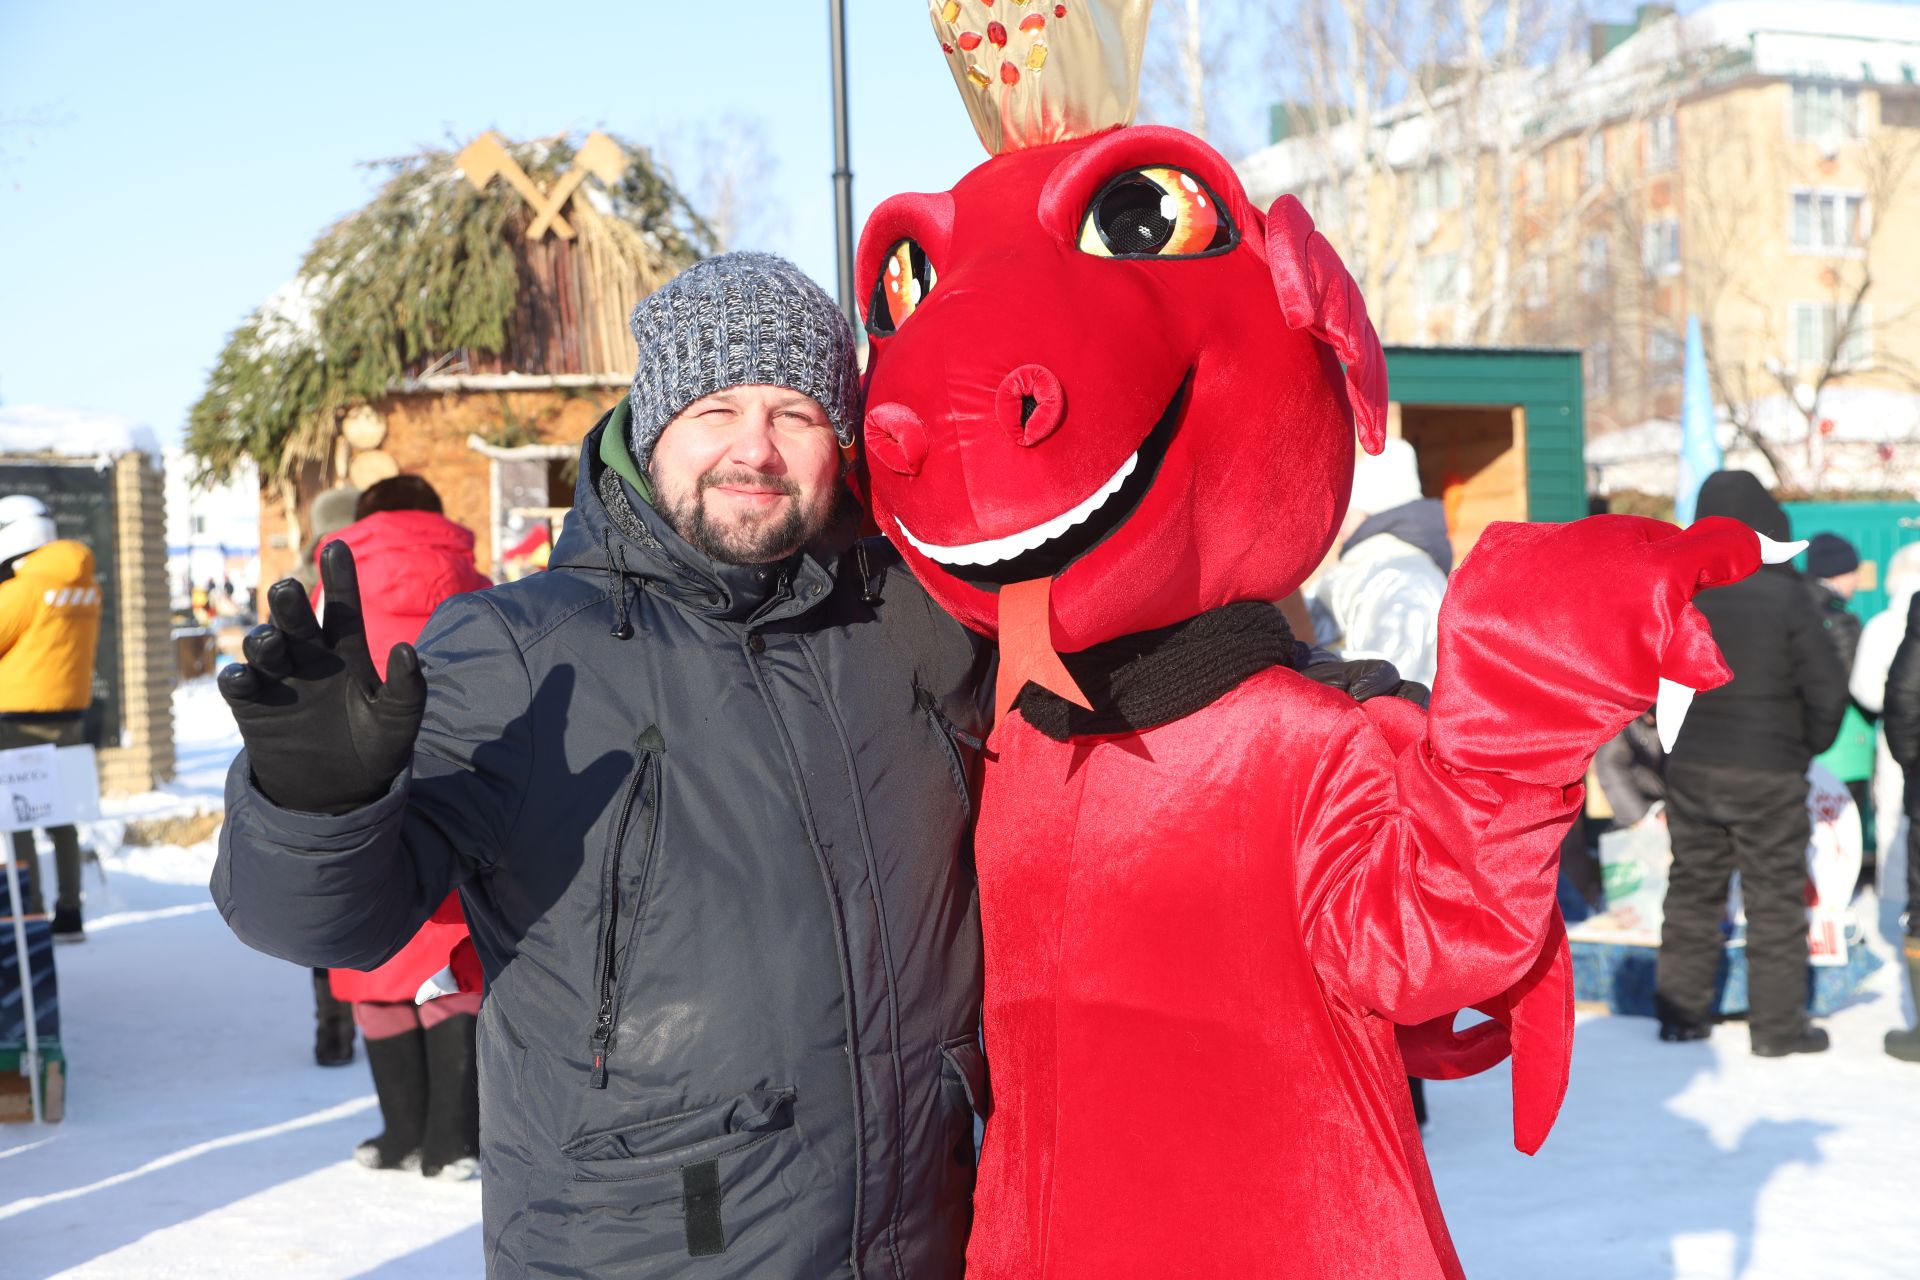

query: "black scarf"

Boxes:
[1013, 602, 1310, 742]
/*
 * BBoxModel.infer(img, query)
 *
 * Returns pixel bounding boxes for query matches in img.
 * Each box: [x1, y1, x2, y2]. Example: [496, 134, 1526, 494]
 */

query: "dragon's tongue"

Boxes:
[994, 577, 1092, 724]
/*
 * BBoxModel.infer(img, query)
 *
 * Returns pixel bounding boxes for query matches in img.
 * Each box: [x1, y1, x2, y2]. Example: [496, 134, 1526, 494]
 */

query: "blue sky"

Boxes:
[0, 2, 1021, 446]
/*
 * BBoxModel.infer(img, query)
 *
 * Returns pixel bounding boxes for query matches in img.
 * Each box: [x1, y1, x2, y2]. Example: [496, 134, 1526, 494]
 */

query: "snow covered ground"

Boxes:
[4, 679, 1918, 1278]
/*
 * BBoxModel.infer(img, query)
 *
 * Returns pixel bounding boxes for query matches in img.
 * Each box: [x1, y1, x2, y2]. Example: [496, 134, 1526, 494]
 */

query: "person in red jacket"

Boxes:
[316, 475, 491, 1178]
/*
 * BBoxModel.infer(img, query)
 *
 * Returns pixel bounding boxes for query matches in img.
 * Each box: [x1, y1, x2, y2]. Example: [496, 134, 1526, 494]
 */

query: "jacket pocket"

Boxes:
[930, 1034, 990, 1266]
[587, 729, 666, 1089]
[565, 1087, 797, 1182]
[919, 688, 980, 819]
[544, 1088, 801, 1268]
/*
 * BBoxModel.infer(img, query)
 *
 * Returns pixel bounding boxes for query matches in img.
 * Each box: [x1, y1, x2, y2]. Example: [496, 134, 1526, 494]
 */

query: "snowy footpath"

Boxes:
[4, 679, 1918, 1278]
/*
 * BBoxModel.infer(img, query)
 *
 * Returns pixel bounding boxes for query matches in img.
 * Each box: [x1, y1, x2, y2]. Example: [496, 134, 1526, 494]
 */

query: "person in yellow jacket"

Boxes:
[0, 495, 102, 940]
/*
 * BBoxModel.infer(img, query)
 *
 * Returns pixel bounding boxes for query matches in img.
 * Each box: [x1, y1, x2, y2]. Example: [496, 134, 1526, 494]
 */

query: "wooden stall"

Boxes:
[186, 132, 714, 583]
[1384, 346, 1587, 563]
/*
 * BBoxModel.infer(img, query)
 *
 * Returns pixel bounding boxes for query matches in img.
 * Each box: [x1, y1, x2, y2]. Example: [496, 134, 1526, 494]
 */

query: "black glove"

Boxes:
[218, 540, 427, 814]
[1302, 654, 1430, 709]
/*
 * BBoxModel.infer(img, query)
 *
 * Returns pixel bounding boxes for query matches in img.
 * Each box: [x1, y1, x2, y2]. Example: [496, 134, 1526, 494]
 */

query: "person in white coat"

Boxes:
[1311, 438, 1450, 688]
[1852, 541, 1920, 897]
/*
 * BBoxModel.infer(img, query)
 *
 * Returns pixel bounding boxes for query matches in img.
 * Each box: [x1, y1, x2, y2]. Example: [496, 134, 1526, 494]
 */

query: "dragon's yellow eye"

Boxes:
[867, 239, 937, 337]
[1078, 166, 1234, 259]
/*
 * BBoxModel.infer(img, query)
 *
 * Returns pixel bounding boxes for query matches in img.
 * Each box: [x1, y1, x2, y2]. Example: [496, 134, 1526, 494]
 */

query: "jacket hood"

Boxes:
[548, 402, 848, 627]
[1343, 498, 1453, 574]
[1694, 470, 1790, 541]
[11, 539, 95, 584]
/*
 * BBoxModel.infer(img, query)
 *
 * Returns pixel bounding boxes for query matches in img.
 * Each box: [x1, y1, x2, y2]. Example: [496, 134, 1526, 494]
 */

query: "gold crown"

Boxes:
[929, 0, 1151, 155]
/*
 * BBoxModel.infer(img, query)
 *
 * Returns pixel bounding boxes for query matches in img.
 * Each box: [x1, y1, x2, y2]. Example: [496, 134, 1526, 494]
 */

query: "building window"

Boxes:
[1526, 157, 1547, 203]
[190, 514, 208, 537]
[1648, 328, 1683, 385]
[1589, 340, 1612, 397]
[1641, 218, 1681, 275]
[1522, 257, 1548, 309]
[1412, 163, 1460, 212]
[1791, 301, 1873, 368]
[1791, 82, 1862, 141]
[1790, 189, 1869, 253]
[1415, 252, 1459, 307]
[1579, 234, 1609, 295]
[1884, 90, 1920, 129]
[1584, 133, 1607, 188]
[1647, 113, 1676, 172]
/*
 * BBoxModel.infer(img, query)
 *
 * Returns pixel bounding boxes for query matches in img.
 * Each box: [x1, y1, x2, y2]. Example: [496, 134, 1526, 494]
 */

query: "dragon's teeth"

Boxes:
[899, 449, 1140, 567]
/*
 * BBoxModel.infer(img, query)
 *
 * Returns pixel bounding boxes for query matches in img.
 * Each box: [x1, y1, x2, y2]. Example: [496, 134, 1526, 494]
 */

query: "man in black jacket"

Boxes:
[215, 254, 996, 1278]
[1882, 591, 1920, 1062]
[1654, 471, 1849, 1057]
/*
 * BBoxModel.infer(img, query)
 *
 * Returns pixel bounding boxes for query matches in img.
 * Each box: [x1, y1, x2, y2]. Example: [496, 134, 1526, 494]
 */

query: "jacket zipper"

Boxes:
[588, 742, 661, 1088]
[918, 688, 980, 817]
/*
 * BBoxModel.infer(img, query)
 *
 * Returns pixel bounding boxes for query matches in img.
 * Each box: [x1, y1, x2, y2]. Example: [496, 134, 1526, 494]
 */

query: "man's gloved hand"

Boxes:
[1303, 652, 1430, 709]
[218, 541, 427, 815]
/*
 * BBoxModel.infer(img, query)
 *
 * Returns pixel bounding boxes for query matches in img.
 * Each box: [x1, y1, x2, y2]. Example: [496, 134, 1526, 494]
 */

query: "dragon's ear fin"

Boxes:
[1264, 195, 1389, 455]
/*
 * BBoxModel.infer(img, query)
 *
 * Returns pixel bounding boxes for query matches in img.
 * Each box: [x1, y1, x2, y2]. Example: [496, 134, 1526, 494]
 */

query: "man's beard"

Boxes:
[653, 466, 842, 566]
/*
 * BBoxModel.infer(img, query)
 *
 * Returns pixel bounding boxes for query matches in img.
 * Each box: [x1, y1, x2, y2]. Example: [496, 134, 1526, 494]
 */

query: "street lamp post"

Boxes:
[828, 0, 857, 325]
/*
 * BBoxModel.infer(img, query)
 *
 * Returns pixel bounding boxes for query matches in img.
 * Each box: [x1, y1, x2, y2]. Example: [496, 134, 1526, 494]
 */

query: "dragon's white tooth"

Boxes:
[1756, 534, 1808, 565]
[1656, 677, 1697, 753]
[896, 448, 1143, 566]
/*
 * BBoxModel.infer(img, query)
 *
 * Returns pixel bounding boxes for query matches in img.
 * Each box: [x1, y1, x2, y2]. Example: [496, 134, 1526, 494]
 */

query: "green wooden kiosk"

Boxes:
[1383, 346, 1585, 561]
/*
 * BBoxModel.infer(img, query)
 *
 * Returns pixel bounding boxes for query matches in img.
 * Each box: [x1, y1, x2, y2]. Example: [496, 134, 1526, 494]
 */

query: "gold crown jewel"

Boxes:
[930, 0, 1151, 156]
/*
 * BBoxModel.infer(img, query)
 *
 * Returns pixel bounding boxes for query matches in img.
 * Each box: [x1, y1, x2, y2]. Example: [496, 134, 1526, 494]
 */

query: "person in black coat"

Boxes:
[1882, 591, 1920, 1062]
[1653, 472, 1849, 1057]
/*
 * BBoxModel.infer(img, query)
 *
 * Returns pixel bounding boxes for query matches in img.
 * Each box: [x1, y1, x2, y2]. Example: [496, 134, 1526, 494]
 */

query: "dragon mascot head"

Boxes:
[859, 0, 1386, 714]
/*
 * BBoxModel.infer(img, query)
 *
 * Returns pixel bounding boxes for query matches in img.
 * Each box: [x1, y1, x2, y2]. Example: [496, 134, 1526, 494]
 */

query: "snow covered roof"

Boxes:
[1236, 0, 1920, 198]
[1587, 387, 1920, 463]
[0, 405, 162, 460]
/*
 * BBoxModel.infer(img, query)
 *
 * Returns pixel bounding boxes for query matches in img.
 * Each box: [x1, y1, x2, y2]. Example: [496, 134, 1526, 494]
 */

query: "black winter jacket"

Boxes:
[1885, 592, 1920, 772]
[1808, 579, 1863, 676]
[215, 408, 993, 1278]
[1666, 473, 1848, 773]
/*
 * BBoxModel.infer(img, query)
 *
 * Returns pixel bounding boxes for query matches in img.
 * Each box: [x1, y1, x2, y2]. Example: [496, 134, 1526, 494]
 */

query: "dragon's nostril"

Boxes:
[998, 365, 1066, 446]
[865, 402, 929, 477]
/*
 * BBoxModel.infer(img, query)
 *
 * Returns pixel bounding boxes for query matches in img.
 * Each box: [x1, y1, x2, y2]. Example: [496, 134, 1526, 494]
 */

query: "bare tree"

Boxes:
[662, 114, 781, 254]
[1681, 97, 1920, 491]
[1140, 0, 1252, 149]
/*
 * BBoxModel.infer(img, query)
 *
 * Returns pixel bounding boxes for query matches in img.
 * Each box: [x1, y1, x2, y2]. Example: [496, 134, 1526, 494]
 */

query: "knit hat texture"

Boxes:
[627, 252, 861, 472]
[1805, 532, 1860, 579]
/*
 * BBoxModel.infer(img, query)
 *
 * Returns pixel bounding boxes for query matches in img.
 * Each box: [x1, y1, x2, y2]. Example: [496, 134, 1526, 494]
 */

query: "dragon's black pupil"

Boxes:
[1096, 177, 1175, 255]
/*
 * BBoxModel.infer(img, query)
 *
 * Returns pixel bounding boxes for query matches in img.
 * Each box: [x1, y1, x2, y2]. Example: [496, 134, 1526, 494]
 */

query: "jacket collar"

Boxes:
[549, 404, 845, 627]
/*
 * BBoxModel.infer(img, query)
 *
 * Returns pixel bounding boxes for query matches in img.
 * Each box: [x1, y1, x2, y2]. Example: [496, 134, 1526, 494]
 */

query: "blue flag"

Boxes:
[1674, 314, 1721, 525]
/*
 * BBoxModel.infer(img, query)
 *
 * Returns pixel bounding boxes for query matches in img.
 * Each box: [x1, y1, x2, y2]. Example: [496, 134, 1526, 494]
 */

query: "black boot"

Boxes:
[1887, 940, 1920, 1063]
[419, 1013, 480, 1180]
[356, 1026, 429, 1170]
[1752, 1024, 1830, 1058]
[312, 970, 355, 1067]
[50, 905, 85, 943]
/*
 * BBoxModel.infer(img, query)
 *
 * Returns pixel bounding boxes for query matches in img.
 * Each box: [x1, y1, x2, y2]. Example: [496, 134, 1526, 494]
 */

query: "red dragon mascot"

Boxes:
[857, 3, 1796, 1276]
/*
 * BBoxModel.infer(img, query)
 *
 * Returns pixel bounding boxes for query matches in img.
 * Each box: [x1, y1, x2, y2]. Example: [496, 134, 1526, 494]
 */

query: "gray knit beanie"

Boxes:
[627, 252, 861, 471]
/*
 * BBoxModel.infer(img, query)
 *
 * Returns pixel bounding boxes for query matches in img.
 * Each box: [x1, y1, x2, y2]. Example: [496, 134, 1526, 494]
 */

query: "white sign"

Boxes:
[0, 744, 101, 834]
[1805, 763, 1862, 969]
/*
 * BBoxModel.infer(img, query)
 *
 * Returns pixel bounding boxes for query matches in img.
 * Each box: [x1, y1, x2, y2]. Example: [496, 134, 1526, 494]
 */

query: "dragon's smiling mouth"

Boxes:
[896, 370, 1192, 589]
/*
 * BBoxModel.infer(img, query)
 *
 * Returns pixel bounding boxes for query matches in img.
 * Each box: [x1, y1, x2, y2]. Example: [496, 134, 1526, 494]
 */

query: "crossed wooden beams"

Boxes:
[455, 131, 630, 241]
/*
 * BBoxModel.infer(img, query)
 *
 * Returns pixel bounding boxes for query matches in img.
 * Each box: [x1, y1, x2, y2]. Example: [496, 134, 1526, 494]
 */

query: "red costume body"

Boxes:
[856, 9, 1770, 1272]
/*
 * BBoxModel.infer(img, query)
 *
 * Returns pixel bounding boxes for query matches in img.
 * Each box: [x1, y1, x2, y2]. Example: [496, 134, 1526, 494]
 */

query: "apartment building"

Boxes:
[1238, 1, 1920, 493]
